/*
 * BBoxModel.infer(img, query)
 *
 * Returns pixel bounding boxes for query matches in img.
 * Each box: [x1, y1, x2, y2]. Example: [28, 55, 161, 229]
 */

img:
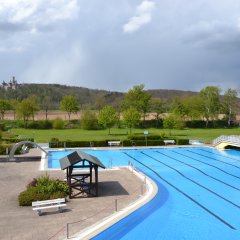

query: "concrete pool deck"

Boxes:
[0, 160, 149, 240]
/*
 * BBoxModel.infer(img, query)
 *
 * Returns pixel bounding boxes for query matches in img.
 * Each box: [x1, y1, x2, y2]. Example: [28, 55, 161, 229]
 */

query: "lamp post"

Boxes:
[144, 131, 148, 146]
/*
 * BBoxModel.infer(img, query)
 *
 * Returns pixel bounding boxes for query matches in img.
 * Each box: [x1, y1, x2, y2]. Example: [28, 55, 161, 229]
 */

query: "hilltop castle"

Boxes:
[1, 76, 20, 90]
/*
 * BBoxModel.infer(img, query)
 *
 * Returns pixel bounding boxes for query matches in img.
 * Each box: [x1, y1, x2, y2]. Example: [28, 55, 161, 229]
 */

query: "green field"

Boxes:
[10, 127, 240, 144]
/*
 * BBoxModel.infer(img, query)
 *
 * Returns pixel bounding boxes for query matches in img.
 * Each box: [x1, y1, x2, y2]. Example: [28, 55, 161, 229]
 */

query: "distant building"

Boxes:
[1, 76, 20, 90]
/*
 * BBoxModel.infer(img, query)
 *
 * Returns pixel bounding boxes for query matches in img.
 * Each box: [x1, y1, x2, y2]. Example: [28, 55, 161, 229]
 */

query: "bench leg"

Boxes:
[37, 210, 42, 216]
[58, 207, 63, 213]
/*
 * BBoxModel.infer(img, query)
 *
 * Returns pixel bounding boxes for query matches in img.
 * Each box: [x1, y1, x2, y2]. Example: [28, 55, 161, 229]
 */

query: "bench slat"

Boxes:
[32, 198, 65, 206]
[108, 141, 121, 146]
[164, 140, 175, 144]
[33, 204, 66, 211]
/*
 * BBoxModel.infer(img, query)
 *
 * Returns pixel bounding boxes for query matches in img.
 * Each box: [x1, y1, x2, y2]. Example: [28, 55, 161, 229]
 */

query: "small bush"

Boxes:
[128, 134, 163, 140]
[80, 110, 99, 130]
[49, 140, 108, 148]
[176, 139, 189, 145]
[18, 190, 47, 206]
[53, 118, 65, 129]
[18, 174, 69, 206]
[122, 140, 132, 146]
[0, 143, 16, 154]
[0, 123, 5, 131]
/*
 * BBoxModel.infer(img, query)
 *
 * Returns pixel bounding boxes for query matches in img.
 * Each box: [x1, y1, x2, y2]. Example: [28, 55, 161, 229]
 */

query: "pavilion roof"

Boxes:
[60, 150, 106, 170]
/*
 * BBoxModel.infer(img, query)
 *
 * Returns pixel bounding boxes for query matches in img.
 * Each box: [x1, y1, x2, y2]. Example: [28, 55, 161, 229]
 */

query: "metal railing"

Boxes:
[48, 163, 147, 240]
[212, 135, 240, 146]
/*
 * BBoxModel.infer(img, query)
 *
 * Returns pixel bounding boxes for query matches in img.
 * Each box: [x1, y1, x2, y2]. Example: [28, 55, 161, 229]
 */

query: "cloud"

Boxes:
[0, 0, 80, 52]
[182, 20, 240, 53]
[123, 0, 155, 33]
[0, 0, 80, 32]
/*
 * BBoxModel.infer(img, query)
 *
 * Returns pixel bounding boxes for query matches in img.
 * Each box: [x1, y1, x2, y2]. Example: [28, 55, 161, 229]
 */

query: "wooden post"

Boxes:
[90, 163, 92, 185]
[95, 165, 98, 197]
[68, 167, 72, 199]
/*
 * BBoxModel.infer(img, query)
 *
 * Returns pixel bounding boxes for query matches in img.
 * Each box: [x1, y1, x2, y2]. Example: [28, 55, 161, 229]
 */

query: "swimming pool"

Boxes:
[48, 147, 240, 239]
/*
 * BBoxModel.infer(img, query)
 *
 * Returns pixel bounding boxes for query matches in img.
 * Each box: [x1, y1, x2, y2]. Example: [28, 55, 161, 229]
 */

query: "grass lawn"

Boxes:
[10, 127, 240, 144]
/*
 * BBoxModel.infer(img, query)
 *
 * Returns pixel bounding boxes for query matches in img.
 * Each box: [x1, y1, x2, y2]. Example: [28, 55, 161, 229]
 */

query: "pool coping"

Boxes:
[66, 166, 158, 240]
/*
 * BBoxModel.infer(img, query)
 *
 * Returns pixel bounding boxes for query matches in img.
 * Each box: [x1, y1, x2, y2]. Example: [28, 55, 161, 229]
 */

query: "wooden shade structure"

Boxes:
[60, 151, 105, 198]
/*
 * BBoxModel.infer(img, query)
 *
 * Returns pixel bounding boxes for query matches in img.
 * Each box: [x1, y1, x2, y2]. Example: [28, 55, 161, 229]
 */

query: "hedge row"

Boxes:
[176, 139, 189, 145]
[2, 137, 34, 143]
[49, 138, 189, 148]
[128, 134, 165, 141]
[0, 144, 13, 155]
[49, 140, 108, 148]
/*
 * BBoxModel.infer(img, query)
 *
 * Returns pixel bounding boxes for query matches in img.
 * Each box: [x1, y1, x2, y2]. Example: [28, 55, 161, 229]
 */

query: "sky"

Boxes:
[0, 0, 240, 93]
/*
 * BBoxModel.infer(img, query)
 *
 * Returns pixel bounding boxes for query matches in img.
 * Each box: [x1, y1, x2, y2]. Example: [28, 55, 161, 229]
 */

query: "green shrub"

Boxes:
[65, 141, 90, 148]
[128, 134, 163, 140]
[122, 140, 132, 146]
[18, 190, 48, 206]
[176, 139, 189, 145]
[49, 140, 108, 148]
[18, 174, 69, 206]
[33, 175, 69, 195]
[53, 118, 65, 129]
[80, 110, 99, 130]
[0, 143, 13, 155]
[122, 139, 165, 147]
[132, 140, 165, 146]
[0, 123, 5, 131]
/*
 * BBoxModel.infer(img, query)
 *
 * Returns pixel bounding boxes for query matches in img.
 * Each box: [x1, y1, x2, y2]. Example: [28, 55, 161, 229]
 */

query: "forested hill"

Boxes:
[0, 83, 199, 108]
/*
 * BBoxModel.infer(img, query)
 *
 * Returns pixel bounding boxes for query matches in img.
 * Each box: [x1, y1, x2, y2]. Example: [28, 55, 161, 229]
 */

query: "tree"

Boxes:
[199, 86, 221, 127]
[181, 96, 203, 120]
[151, 98, 167, 120]
[98, 106, 118, 134]
[0, 99, 11, 120]
[222, 88, 238, 127]
[9, 99, 19, 120]
[122, 107, 141, 135]
[28, 95, 39, 121]
[151, 98, 167, 127]
[80, 110, 99, 130]
[60, 95, 79, 121]
[163, 114, 185, 135]
[123, 84, 151, 124]
[16, 99, 33, 125]
[170, 97, 188, 119]
[94, 93, 106, 112]
[41, 96, 52, 120]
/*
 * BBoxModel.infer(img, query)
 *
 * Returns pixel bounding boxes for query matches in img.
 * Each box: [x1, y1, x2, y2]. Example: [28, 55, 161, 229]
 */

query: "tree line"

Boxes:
[0, 85, 239, 132]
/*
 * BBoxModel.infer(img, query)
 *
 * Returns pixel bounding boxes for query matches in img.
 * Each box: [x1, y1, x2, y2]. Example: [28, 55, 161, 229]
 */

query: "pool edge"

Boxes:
[71, 166, 158, 240]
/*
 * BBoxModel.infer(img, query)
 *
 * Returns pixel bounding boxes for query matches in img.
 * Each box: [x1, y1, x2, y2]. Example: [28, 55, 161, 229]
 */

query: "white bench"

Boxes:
[32, 198, 66, 216]
[164, 140, 175, 145]
[108, 141, 121, 147]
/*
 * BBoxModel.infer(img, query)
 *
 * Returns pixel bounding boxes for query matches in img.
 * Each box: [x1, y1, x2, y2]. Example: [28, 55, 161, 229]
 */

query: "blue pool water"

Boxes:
[48, 147, 240, 239]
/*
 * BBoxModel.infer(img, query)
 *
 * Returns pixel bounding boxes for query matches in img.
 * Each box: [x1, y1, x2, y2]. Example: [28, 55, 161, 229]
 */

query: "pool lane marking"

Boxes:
[187, 150, 240, 170]
[200, 148, 240, 163]
[123, 152, 236, 230]
[141, 152, 240, 209]
[161, 150, 240, 192]
[169, 150, 240, 180]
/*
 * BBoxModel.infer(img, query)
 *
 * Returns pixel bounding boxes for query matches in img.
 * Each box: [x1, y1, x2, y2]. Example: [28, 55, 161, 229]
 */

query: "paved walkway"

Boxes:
[0, 161, 143, 240]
